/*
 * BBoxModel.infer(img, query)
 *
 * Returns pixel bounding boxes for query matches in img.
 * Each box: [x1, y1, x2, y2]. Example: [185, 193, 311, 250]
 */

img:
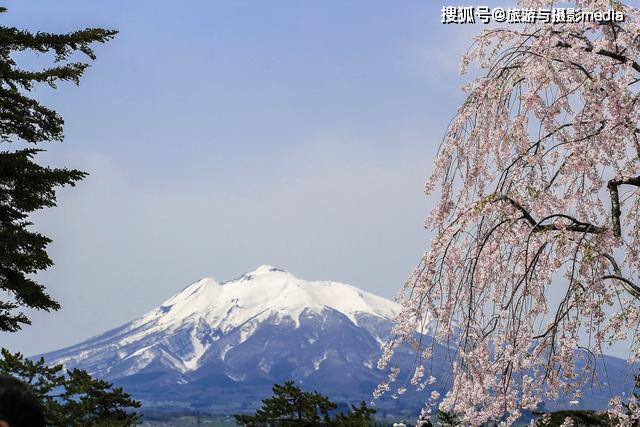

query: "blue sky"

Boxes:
[3, 1, 481, 355]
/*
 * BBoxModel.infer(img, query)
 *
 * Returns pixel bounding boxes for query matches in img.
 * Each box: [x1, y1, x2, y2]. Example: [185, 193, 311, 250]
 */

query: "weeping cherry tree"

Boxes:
[378, 1, 640, 425]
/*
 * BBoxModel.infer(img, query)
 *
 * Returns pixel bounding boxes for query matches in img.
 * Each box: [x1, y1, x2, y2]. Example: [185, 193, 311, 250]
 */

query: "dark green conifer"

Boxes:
[0, 6, 117, 331]
[437, 409, 460, 426]
[334, 400, 377, 426]
[235, 381, 377, 426]
[0, 348, 141, 426]
[0, 7, 140, 424]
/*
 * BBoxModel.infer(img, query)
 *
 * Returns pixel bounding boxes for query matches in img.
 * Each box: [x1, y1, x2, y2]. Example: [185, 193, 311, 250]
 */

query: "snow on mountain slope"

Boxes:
[139, 264, 400, 332]
[39, 266, 632, 414]
[42, 265, 406, 376]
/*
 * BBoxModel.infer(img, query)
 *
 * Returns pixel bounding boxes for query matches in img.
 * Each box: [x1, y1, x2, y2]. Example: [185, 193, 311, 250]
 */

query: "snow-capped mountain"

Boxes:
[40, 265, 634, 415]
[41, 265, 437, 414]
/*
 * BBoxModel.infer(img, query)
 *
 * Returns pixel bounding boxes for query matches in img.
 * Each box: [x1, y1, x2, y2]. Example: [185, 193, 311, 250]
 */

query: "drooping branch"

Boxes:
[603, 253, 640, 299]
[497, 195, 606, 234]
[591, 48, 640, 75]
[603, 275, 640, 299]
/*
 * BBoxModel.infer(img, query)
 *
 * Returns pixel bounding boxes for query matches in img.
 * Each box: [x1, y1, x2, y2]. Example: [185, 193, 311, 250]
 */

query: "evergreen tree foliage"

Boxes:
[0, 348, 141, 426]
[534, 409, 609, 426]
[0, 8, 140, 424]
[0, 6, 117, 332]
[334, 401, 377, 426]
[436, 410, 460, 427]
[235, 381, 376, 426]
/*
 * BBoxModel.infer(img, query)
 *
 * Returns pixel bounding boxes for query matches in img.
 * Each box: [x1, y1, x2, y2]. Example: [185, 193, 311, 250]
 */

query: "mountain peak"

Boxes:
[248, 264, 287, 275]
[44, 267, 403, 376]
[236, 265, 291, 283]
